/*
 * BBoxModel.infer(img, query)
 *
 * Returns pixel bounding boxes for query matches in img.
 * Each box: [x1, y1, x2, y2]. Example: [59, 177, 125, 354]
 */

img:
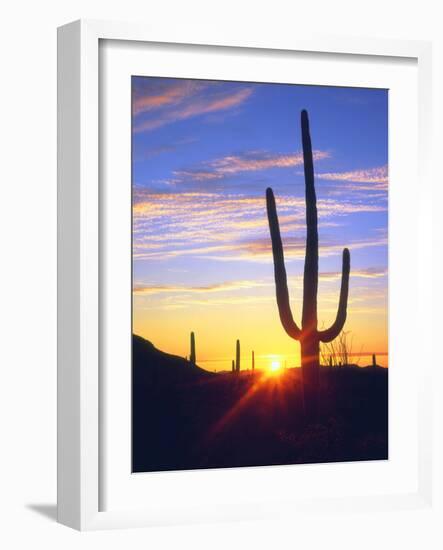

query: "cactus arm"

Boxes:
[266, 187, 302, 340]
[301, 110, 319, 334]
[318, 248, 350, 343]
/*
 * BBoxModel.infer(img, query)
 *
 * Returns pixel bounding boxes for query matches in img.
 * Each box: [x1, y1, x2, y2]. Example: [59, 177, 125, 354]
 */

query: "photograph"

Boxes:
[131, 76, 388, 473]
[1, 1, 435, 542]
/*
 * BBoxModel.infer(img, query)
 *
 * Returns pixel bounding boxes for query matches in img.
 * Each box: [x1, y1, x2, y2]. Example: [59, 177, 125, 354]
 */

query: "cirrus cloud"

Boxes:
[316, 166, 388, 191]
[174, 150, 330, 182]
[133, 82, 254, 133]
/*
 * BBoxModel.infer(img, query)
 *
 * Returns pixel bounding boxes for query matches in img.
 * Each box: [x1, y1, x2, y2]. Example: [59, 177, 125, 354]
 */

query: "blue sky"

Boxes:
[132, 77, 388, 369]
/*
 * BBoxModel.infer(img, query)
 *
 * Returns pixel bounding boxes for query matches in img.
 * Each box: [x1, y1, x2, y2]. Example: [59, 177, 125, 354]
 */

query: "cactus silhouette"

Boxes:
[252, 350, 255, 372]
[372, 353, 377, 367]
[232, 359, 235, 373]
[190, 331, 196, 364]
[236, 340, 241, 373]
[266, 110, 350, 415]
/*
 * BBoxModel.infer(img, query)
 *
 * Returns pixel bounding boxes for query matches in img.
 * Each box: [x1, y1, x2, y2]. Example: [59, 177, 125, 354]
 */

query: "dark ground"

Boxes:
[132, 334, 388, 472]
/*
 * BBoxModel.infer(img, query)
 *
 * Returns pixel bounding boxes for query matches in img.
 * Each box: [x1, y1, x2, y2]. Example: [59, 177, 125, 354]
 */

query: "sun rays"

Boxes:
[204, 366, 298, 447]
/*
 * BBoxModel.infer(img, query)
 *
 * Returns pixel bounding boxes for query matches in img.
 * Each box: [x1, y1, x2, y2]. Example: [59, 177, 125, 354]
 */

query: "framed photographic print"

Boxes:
[57, 20, 434, 530]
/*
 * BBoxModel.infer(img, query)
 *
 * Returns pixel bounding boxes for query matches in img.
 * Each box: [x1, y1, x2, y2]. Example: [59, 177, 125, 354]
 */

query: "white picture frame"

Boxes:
[57, 19, 434, 531]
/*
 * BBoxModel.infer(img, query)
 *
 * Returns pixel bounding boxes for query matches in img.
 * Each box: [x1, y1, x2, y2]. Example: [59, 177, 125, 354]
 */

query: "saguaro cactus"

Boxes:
[236, 340, 241, 373]
[266, 110, 350, 414]
[252, 350, 255, 372]
[190, 331, 196, 364]
[372, 353, 377, 368]
[232, 359, 235, 373]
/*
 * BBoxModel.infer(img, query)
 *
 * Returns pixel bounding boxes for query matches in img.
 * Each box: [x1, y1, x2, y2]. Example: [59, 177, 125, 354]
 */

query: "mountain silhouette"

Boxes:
[133, 334, 213, 388]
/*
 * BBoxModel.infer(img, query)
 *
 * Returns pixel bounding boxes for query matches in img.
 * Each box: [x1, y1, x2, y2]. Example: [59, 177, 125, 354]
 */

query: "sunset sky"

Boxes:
[132, 77, 388, 370]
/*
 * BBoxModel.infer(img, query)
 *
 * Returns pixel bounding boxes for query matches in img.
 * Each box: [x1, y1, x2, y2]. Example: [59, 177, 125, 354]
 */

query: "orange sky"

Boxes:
[133, 272, 388, 370]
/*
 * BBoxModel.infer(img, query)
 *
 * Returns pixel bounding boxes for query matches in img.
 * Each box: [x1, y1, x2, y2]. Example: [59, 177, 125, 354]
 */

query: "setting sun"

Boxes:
[269, 360, 282, 374]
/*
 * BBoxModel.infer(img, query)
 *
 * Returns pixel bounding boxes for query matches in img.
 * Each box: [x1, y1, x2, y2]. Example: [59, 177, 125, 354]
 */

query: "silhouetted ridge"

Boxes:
[133, 334, 213, 388]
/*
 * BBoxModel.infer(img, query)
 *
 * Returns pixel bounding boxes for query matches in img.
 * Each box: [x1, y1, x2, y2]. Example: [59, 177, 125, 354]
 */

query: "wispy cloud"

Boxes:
[132, 81, 202, 115]
[319, 267, 387, 281]
[134, 276, 387, 315]
[143, 294, 275, 310]
[134, 268, 387, 297]
[174, 150, 330, 182]
[133, 279, 268, 295]
[316, 166, 388, 191]
[202, 236, 387, 264]
[132, 188, 387, 263]
[133, 190, 386, 220]
[134, 234, 387, 263]
[133, 81, 253, 133]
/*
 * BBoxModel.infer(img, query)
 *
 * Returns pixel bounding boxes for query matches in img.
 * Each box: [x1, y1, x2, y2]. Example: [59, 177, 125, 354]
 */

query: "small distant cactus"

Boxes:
[252, 350, 255, 372]
[190, 331, 196, 364]
[236, 340, 241, 373]
[329, 356, 333, 367]
[372, 353, 377, 368]
[232, 359, 235, 373]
